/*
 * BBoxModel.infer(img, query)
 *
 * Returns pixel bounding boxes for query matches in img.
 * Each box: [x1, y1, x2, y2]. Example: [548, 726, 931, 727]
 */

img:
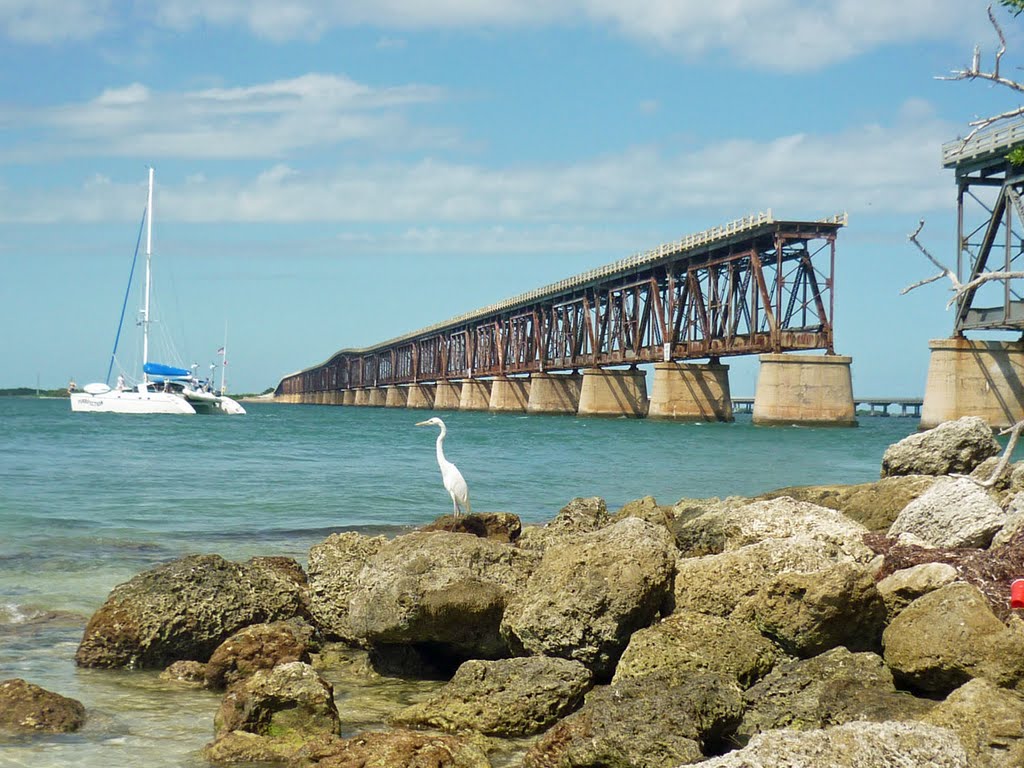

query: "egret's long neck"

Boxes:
[435, 426, 447, 465]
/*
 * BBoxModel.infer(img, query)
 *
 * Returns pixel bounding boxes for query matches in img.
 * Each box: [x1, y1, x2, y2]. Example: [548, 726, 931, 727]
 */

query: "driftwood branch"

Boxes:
[940, 5, 1024, 144]
[954, 419, 1024, 487]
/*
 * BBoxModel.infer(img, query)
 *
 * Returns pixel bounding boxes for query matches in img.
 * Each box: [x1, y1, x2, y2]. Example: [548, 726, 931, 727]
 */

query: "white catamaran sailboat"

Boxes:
[70, 168, 245, 416]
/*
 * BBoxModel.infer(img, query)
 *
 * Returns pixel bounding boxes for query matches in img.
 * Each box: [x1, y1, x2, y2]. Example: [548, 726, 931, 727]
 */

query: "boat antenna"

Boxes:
[105, 203, 147, 386]
[141, 167, 154, 384]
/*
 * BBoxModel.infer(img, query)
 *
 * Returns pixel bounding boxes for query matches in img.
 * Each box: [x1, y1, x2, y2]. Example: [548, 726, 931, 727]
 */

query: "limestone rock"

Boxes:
[205, 619, 316, 690]
[501, 518, 676, 677]
[737, 647, 934, 742]
[346, 531, 538, 662]
[883, 582, 1024, 694]
[730, 559, 887, 656]
[876, 562, 959, 620]
[160, 660, 208, 686]
[888, 477, 1005, 549]
[75, 554, 308, 669]
[307, 532, 387, 642]
[924, 678, 1024, 768]
[420, 512, 522, 542]
[517, 497, 610, 551]
[292, 730, 491, 768]
[612, 609, 786, 689]
[611, 495, 674, 528]
[881, 415, 1000, 477]
[205, 661, 339, 763]
[672, 496, 875, 562]
[524, 671, 743, 768]
[992, 491, 1024, 547]
[391, 656, 591, 736]
[0, 679, 86, 734]
[692, 721, 969, 767]
[755, 474, 937, 532]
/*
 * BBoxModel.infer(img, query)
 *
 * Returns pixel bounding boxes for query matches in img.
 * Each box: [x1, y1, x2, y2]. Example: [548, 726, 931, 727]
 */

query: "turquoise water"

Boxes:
[0, 397, 921, 766]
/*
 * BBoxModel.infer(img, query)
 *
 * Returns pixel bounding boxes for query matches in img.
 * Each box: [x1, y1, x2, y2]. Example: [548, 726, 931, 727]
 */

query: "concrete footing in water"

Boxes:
[433, 381, 463, 410]
[489, 377, 530, 412]
[648, 362, 733, 422]
[753, 353, 856, 426]
[527, 372, 582, 414]
[459, 379, 492, 411]
[405, 384, 435, 409]
[577, 367, 649, 418]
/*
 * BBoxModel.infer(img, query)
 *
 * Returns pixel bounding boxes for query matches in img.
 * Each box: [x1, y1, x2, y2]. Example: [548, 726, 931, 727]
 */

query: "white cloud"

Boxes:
[0, 0, 991, 71]
[0, 100, 956, 234]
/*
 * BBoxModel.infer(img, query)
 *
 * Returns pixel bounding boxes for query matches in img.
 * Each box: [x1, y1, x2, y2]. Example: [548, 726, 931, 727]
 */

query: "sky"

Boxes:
[1, 0, 1020, 396]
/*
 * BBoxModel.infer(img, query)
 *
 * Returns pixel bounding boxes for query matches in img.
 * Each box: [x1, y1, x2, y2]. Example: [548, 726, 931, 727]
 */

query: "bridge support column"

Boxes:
[353, 388, 370, 406]
[434, 381, 462, 410]
[577, 367, 649, 418]
[459, 379, 492, 411]
[648, 362, 733, 422]
[920, 337, 1024, 430]
[368, 388, 387, 407]
[527, 372, 582, 414]
[406, 384, 435, 409]
[489, 376, 530, 412]
[342, 389, 355, 405]
[325, 391, 344, 405]
[385, 386, 408, 408]
[753, 353, 856, 426]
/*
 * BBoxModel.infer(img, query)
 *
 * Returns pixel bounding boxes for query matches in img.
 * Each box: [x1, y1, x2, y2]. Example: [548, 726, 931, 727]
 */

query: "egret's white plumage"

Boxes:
[416, 416, 471, 516]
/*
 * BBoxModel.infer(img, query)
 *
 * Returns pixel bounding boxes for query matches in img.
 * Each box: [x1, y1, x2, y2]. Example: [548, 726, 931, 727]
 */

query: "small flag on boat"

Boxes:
[216, 347, 225, 355]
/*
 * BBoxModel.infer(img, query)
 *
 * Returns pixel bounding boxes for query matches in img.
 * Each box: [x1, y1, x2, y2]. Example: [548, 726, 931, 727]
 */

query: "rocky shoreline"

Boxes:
[6, 415, 1024, 766]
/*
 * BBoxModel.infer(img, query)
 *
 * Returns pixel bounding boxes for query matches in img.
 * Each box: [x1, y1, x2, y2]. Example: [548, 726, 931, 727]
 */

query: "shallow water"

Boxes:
[0, 397, 922, 766]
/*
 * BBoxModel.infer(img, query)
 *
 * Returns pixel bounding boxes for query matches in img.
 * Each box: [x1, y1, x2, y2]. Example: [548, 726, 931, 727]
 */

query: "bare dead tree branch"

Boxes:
[953, 418, 1024, 487]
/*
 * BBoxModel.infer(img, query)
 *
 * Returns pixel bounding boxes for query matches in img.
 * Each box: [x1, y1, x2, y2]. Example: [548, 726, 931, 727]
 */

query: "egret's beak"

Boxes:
[415, 420, 430, 426]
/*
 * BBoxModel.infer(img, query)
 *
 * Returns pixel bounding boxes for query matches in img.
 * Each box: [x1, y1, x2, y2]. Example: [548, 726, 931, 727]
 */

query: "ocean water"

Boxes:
[0, 397, 922, 767]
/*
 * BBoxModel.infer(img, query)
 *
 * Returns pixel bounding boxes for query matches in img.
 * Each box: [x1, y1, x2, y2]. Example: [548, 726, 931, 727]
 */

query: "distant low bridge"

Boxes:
[276, 211, 847, 406]
[732, 397, 922, 418]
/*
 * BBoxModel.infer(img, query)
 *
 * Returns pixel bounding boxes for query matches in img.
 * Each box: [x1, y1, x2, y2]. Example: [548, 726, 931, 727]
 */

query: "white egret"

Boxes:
[416, 417, 471, 516]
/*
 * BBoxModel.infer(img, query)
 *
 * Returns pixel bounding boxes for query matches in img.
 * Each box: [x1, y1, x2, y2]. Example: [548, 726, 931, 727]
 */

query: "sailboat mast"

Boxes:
[142, 167, 154, 383]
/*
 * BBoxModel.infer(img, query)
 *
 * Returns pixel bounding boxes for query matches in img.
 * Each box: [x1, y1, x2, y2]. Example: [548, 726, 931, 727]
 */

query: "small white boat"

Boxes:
[70, 169, 245, 416]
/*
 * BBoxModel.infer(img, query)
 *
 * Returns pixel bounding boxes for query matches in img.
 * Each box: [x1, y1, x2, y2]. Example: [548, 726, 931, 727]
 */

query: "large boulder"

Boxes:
[612, 609, 786, 689]
[672, 496, 875, 562]
[524, 671, 743, 768]
[307, 532, 387, 641]
[391, 656, 591, 736]
[501, 518, 676, 678]
[876, 562, 959, 621]
[673, 537, 886, 657]
[0, 679, 86, 734]
[755, 475, 937, 532]
[292, 730, 491, 768]
[881, 415, 1000, 477]
[517, 497, 610, 551]
[346, 531, 538, 663]
[692, 721, 969, 767]
[420, 512, 522, 542]
[737, 647, 934, 742]
[75, 554, 308, 669]
[205, 661, 339, 763]
[883, 582, 1024, 694]
[924, 678, 1024, 768]
[888, 477, 1005, 549]
[204, 619, 316, 690]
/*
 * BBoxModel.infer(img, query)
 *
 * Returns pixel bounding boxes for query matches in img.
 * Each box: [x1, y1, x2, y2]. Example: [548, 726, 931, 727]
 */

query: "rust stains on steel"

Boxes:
[276, 211, 847, 397]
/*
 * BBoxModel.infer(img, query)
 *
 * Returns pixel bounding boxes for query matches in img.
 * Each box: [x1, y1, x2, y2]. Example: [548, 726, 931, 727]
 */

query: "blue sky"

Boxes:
[1, 0, 1017, 395]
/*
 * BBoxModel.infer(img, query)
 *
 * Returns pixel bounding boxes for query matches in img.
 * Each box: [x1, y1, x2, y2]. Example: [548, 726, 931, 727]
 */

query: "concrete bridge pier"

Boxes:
[434, 380, 463, 410]
[342, 389, 356, 405]
[527, 372, 582, 414]
[753, 353, 856, 426]
[325, 391, 344, 405]
[920, 337, 1024, 429]
[406, 384, 436, 409]
[489, 376, 530, 412]
[648, 361, 734, 421]
[460, 379, 493, 411]
[353, 388, 370, 406]
[368, 388, 387, 407]
[385, 386, 408, 408]
[577, 367, 649, 418]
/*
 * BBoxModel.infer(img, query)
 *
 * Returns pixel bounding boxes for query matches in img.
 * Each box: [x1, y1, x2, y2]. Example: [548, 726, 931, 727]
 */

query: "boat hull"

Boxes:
[70, 390, 197, 414]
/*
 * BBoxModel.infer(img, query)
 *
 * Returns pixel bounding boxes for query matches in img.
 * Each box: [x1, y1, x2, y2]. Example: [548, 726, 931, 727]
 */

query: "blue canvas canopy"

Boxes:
[143, 362, 192, 379]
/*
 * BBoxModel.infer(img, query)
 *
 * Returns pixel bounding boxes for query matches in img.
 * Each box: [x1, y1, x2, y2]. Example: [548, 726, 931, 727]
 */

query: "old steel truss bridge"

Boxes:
[943, 118, 1024, 333]
[276, 211, 847, 398]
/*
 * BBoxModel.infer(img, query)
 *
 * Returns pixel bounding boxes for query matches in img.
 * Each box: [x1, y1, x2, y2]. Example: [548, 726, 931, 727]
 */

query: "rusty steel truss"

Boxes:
[943, 119, 1024, 333]
[276, 212, 845, 397]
